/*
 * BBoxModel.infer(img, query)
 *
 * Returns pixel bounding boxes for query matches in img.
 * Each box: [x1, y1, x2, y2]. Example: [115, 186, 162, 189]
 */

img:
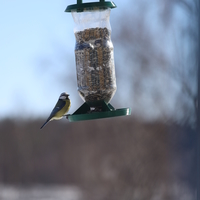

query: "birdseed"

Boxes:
[74, 27, 117, 103]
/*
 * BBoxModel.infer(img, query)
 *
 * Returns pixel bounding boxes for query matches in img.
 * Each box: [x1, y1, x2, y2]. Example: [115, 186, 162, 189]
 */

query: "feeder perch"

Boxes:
[65, 0, 131, 122]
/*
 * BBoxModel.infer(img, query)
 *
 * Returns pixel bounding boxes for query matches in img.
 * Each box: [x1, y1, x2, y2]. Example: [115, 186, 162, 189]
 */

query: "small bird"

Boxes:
[40, 92, 71, 129]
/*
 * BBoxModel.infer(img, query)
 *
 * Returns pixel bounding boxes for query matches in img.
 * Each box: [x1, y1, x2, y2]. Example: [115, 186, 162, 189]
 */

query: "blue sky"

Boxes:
[0, 0, 90, 119]
[0, 0, 197, 125]
[0, 0, 130, 120]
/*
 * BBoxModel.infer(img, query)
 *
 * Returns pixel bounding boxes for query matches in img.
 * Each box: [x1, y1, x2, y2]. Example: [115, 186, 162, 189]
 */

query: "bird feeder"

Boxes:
[65, 0, 131, 121]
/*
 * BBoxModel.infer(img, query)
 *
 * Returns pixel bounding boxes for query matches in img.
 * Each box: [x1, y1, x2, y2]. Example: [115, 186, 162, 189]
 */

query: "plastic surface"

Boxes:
[65, 2, 131, 121]
[67, 101, 131, 122]
[65, 0, 116, 12]
[73, 9, 117, 104]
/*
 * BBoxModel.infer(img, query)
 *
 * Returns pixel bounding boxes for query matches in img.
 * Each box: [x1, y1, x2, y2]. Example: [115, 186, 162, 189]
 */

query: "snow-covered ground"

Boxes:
[0, 185, 82, 200]
[0, 183, 195, 200]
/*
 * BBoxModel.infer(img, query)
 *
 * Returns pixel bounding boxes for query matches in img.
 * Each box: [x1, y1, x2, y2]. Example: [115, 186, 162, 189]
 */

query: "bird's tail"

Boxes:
[40, 118, 51, 129]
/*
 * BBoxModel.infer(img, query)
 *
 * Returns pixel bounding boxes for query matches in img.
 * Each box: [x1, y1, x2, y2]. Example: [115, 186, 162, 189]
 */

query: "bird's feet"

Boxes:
[64, 114, 70, 119]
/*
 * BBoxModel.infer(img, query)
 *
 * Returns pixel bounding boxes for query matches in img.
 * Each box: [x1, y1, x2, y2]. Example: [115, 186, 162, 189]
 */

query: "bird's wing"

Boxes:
[40, 100, 66, 129]
[49, 99, 66, 118]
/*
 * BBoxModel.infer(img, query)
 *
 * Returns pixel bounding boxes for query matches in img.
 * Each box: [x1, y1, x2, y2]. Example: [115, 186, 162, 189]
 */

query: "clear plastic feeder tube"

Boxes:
[72, 8, 117, 105]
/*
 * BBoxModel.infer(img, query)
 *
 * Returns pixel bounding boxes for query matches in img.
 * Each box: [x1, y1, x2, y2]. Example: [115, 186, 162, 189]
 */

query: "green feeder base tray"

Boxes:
[67, 100, 131, 122]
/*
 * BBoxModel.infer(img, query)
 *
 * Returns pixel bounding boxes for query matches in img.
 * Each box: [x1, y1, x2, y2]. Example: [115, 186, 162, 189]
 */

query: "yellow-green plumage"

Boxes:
[52, 99, 71, 119]
[40, 92, 71, 129]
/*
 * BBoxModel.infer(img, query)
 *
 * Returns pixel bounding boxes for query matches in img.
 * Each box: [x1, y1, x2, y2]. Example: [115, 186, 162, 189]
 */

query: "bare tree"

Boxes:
[112, 0, 198, 125]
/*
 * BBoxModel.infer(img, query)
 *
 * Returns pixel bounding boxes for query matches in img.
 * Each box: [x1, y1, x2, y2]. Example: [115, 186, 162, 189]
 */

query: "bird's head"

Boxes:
[59, 92, 70, 100]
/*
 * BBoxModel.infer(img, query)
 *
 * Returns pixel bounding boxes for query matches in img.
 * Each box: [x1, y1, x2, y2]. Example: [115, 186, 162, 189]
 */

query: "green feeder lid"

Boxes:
[65, 0, 116, 12]
[67, 101, 131, 122]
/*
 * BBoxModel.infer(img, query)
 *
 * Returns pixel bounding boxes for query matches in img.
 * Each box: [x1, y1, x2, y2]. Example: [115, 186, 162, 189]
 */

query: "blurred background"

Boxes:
[0, 0, 198, 199]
